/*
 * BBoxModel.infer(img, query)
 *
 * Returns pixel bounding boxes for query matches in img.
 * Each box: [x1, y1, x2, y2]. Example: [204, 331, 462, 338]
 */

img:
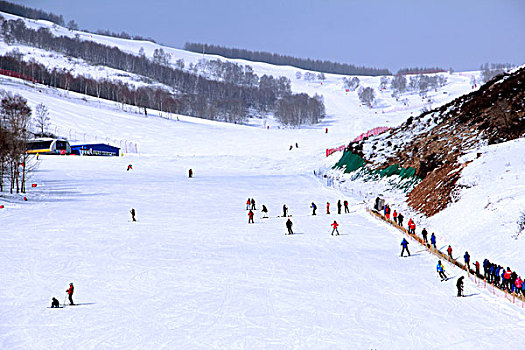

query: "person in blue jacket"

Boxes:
[400, 238, 410, 257]
[464, 251, 471, 271]
[430, 233, 436, 249]
[437, 260, 448, 281]
[311, 202, 317, 215]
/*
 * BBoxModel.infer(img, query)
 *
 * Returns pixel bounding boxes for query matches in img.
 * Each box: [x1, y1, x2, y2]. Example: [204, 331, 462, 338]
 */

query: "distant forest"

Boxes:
[185, 42, 391, 76]
[0, 16, 325, 125]
[0, 0, 65, 25]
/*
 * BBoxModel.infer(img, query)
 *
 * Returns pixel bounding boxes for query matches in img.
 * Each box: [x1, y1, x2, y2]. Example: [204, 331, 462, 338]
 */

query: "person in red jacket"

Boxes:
[331, 220, 340, 236]
[392, 210, 398, 224]
[66, 282, 75, 305]
[384, 205, 391, 220]
[474, 261, 480, 277]
[248, 210, 254, 224]
[326, 202, 330, 214]
[447, 245, 453, 260]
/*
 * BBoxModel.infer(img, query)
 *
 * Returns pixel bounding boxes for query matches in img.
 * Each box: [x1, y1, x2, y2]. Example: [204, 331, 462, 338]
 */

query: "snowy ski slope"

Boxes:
[1, 74, 525, 349]
[1, 11, 525, 348]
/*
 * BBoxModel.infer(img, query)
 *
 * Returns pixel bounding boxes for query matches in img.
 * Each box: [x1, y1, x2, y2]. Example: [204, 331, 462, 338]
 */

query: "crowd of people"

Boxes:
[377, 197, 525, 298]
[245, 197, 351, 236]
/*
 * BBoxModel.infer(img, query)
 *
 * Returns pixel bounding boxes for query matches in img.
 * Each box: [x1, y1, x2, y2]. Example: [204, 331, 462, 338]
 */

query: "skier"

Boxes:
[430, 233, 436, 249]
[344, 200, 349, 213]
[337, 200, 342, 214]
[127, 164, 133, 171]
[397, 213, 404, 227]
[330, 220, 340, 236]
[289, 145, 293, 151]
[421, 228, 429, 245]
[51, 297, 60, 308]
[326, 202, 330, 214]
[474, 261, 480, 277]
[400, 238, 410, 257]
[251, 198, 256, 210]
[437, 261, 448, 281]
[188, 169, 193, 178]
[464, 251, 471, 271]
[392, 210, 398, 224]
[246, 198, 251, 210]
[283, 204, 288, 217]
[65, 283, 75, 305]
[457, 276, 464, 297]
[325, 128, 328, 133]
[311, 202, 317, 215]
[286, 218, 293, 235]
[384, 204, 390, 220]
[248, 210, 254, 224]
[447, 245, 453, 260]
[407, 218, 415, 234]
[130, 208, 136, 222]
[261, 205, 268, 218]
[295, 143, 299, 148]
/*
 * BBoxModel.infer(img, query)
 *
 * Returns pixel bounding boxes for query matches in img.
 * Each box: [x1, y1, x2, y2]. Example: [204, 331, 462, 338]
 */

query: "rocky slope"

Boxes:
[345, 66, 525, 216]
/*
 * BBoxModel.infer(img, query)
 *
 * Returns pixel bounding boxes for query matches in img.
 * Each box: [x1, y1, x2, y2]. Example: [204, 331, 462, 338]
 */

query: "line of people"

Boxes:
[381, 198, 525, 298]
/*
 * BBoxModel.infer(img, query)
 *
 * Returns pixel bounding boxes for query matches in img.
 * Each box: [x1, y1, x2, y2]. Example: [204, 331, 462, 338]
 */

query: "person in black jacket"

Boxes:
[397, 213, 404, 227]
[286, 218, 293, 235]
[457, 277, 464, 297]
[311, 202, 317, 215]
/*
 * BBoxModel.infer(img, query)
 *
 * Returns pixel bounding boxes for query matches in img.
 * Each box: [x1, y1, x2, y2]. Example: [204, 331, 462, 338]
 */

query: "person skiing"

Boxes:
[456, 276, 464, 297]
[261, 205, 268, 218]
[65, 283, 75, 305]
[392, 210, 398, 224]
[283, 204, 288, 217]
[248, 210, 254, 224]
[474, 261, 480, 277]
[289, 145, 293, 151]
[286, 218, 293, 235]
[246, 198, 251, 210]
[325, 128, 328, 133]
[251, 198, 256, 210]
[447, 245, 453, 260]
[130, 208, 136, 222]
[326, 202, 330, 215]
[295, 142, 299, 148]
[311, 202, 317, 215]
[421, 228, 429, 245]
[407, 218, 415, 234]
[464, 251, 471, 271]
[344, 200, 349, 213]
[330, 220, 340, 236]
[337, 200, 342, 214]
[51, 297, 60, 308]
[188, 169, 193, 178]
[400, 238, 410, 257]
[127, 164, 133, 171]
[437, 261, 448, 281]
[384, 204, 390, 220]
[397, 213, 404, 227]
[430, 233, 436, 249]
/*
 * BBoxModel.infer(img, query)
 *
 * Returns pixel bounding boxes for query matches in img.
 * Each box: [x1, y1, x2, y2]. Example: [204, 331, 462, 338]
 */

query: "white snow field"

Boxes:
[1, 75, 525, 349]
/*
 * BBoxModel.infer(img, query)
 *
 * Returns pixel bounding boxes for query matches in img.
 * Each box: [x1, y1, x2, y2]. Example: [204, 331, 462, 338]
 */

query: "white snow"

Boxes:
[1, 12, 524, 348]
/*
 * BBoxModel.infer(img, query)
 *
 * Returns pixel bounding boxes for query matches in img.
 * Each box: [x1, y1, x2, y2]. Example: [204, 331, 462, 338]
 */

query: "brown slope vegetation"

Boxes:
[352, 66, 525, 216]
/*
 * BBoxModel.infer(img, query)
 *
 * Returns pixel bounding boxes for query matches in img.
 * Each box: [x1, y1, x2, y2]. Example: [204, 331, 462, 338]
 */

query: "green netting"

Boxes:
[333, 151, 421, 192]
[334, 151, 366, 173]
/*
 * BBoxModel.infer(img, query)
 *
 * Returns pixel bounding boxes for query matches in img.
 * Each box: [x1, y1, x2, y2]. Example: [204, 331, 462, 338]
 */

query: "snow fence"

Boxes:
[368, 208, 525, 309]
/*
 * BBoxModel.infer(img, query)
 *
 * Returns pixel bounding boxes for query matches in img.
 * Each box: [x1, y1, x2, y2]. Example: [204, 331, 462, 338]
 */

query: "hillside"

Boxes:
[342, 66, 524, 216]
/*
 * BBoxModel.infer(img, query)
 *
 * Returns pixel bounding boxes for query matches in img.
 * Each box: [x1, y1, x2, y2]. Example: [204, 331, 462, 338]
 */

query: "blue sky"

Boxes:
[12, 0, 525, 72]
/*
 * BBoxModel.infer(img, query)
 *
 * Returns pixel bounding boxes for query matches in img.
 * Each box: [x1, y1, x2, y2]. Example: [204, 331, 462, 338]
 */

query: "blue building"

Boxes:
[70, 143, 120, 156]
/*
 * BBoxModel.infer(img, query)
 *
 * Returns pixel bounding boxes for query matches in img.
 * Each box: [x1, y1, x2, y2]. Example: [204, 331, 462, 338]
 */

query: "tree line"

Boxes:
[184, 42, 391, 76]
[0, 17, 325, 125]
[0, 0, 65, 26]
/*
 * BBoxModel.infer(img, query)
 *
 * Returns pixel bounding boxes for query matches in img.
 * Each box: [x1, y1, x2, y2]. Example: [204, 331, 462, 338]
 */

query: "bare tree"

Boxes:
[1, 93, 32, 193]
[358, 87, 375, 108]
[34, 103, 50, 136]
